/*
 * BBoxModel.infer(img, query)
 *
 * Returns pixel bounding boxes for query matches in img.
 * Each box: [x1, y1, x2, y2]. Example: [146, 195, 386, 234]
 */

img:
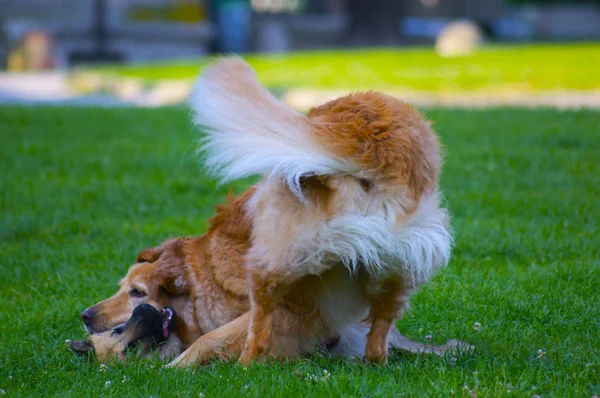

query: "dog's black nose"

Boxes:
[81, 308, 96, 324]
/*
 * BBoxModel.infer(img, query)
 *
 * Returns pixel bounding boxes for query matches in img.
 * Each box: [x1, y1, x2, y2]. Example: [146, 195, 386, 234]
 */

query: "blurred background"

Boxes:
[1, 0, 599, 107]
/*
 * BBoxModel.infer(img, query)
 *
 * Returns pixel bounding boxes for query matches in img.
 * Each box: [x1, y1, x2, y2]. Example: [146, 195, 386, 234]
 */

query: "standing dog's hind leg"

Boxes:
[365, 277, 410, 364]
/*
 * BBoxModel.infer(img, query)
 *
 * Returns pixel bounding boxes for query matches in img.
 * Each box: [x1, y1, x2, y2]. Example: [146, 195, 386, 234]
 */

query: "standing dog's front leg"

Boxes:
[238, 267, 289, 365]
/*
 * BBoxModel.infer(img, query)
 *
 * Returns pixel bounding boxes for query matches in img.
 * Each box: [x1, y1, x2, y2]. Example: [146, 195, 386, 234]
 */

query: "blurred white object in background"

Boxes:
[435, 20, 483, 57]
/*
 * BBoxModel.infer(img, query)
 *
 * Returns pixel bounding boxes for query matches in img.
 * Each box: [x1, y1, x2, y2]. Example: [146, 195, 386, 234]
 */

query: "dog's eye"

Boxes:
[129, 288, 146, 298]
[111, 326, 124, 336]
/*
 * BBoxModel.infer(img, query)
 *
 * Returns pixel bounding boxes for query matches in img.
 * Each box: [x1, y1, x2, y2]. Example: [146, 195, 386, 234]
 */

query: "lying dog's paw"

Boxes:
[167, 349, 202, 368]
[167, 341, 229, 368]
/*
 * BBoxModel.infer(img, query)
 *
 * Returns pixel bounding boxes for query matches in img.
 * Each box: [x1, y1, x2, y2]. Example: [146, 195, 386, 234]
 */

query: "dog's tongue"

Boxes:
[160, 307, 174, 338]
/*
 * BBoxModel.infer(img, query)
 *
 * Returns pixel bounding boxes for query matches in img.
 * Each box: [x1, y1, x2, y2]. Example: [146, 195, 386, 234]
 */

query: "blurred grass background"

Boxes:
[96, 44, 600, 92]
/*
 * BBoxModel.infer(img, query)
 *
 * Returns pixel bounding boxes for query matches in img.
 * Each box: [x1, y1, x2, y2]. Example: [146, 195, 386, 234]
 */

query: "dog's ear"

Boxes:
[155, 238, 190, 296]
[159, 273, 188, 296]
[70, 340, 94, 356]
[136, 247, 161, 263]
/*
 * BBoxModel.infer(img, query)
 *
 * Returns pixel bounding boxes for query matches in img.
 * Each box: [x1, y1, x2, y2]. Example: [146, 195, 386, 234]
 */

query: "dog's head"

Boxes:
[81, 238, 191, 336]
[71, 304, 178, 362]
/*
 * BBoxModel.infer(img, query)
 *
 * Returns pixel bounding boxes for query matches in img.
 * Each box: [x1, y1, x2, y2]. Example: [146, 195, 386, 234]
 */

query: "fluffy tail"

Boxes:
[190, 57, 354, 195]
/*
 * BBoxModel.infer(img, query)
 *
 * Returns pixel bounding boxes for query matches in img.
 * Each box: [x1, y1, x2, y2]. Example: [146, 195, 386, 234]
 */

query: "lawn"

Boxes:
[94, 43, 600, 92]
[1, 106, 599, 397]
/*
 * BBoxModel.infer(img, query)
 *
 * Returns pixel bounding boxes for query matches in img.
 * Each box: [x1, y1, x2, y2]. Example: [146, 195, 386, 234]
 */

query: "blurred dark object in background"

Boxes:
[68, 0, 124, 66]
[0, 19, 8, 70]
[347, 0, 404, 45]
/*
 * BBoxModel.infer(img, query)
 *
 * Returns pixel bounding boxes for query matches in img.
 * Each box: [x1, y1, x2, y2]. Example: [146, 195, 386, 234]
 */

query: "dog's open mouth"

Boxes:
[70, 305, 178, 361]
[160, 307, 175, 338]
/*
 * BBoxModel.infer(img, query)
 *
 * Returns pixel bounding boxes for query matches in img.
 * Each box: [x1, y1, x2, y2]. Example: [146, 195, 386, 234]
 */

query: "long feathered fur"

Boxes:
[297, 193, 452, 284]
[190, 57, 356, 198]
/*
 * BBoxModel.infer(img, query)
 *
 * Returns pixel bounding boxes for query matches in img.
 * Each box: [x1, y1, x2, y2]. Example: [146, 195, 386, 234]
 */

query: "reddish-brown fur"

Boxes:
[309, 92, 442, 201]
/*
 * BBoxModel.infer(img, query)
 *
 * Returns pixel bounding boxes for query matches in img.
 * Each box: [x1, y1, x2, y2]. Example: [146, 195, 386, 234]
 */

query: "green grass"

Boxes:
[95, 44, 600, 92]
[1, 106, 599, 397]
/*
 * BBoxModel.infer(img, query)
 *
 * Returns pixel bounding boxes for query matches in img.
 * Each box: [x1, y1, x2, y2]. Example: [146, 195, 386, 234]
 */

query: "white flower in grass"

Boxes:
[462, 383, 477, 397]
[537, 349, 546, 359]
[304, 369, 331, 383]
[473, 322, 481, 332]
[425, 334, 432, 342]
[199, 393, 205, 397]
[104, 380, 112, 388]
[244, 384, 250, 390]
[99, 364, 107, 372]
[121, 376, 128, 383]
[0, 390, 5, 395]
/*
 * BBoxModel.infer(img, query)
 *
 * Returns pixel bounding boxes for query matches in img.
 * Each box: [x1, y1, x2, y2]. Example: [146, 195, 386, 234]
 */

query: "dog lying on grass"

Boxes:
[71, 300, 464, 363]
[71, 212, 464, 363]
[70, 237, 465, 362]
